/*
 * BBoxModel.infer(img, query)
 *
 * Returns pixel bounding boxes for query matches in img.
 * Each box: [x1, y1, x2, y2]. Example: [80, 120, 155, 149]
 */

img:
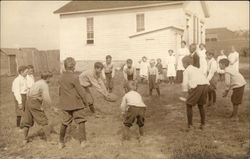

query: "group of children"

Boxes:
[11, 42, 246, 148]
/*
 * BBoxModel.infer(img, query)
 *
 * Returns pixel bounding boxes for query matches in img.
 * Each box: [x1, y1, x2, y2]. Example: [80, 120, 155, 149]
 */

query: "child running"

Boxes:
[121, 81, 147, 140]
[102, 55, 115, 93]
[21, 72, 53, 144]
[166, 49, 176, 84]
[182, 56, 209, 130]
[148, 59, 160, 96]
[123, 59, 137, 93]
[12, 65, 29, 131]
[206, 51, 219, 107]
[58, 57, 89, 149]
[219, 59, 246, 121]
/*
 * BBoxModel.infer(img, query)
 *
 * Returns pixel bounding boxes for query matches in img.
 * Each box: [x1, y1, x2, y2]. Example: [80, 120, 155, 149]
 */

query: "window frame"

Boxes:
[86, 17, 94, 44]
[136, 13, 145, 32]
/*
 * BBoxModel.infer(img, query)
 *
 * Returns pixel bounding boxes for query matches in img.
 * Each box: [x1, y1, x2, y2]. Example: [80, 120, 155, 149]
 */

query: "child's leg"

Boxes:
[23, 126, 30, 143]
[122, 126, 130, 140]
[17, 116, 21, 127]
[212, 90, 216, 104]
[231, 104, 239, 118]
[186, 104, 193, 127]
[59, 124, 67, 144]
[42, 125, 52, 141]
[198, 105, 205, 126]
[139, 126, 144, 136]
[156, 88, 160, 96]
[207, 91, 212, 106]
[149, 88, 153, 96]
[79, 122, 87, 143]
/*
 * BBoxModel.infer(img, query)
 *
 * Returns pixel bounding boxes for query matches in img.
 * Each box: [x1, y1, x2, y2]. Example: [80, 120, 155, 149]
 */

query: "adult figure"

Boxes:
[176, 41, 190, 83]
[198, 43, 208, 75]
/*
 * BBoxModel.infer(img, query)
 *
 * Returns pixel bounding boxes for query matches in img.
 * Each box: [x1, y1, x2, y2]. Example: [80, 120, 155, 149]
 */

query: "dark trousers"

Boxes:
[176, 70, 183, 83]
[105, 73, 113, 92]
[186, 104, 205, 126]
[208, 89, 216, 104]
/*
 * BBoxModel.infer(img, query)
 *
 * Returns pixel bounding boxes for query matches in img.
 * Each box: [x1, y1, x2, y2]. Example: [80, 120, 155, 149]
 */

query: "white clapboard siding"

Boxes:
[59, 4, 184, 61]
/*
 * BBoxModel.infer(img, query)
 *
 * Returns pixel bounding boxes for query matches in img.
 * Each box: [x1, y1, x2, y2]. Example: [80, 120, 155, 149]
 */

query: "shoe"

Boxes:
[58, 142, 65, 149]
[199, 124, 205, 130]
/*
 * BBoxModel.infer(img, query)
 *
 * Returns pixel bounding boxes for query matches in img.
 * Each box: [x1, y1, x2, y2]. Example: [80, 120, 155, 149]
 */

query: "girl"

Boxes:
[166, 50, 176, 84]
[139, 56, 149, 83]
[148, 59, 160, 96]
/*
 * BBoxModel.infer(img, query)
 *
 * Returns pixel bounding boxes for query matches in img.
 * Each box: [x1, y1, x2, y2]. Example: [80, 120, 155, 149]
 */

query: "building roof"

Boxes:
[0, 48, 39, 56]
[206, 27, 234, 34]
[54, 1, 184, 14]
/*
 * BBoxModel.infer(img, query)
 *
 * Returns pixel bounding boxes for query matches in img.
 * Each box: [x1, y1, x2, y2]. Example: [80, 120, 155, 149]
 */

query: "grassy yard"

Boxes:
[0, 58, 249, 159]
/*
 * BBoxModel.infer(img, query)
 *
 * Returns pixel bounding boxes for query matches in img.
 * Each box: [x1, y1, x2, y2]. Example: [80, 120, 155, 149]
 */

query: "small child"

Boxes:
[21, 72, 53, 144]
[59, 57, 89, 149]
[156, 58, 164, 83]
[26, 65, 35, 90]
[166, 50, 176, 84]
[121, 81, 147, 140]
[12, 65, 29, 131]
[139, 56, 149, 83]
[102, 55, 115, 93]
[123, 59, 137, 93]
[219, 59, 246, 121]
[206, 51, 219, 106]
[182, 56, 209, 130]
[148, 59, 160, 96]
[216, 50, 227, 81]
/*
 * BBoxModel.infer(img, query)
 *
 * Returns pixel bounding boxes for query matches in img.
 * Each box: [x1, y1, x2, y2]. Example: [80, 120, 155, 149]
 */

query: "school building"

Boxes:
[54, 1, 210, 70]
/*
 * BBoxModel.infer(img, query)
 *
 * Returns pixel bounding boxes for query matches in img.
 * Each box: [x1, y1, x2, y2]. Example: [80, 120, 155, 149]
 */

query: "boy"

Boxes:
[121, 81, 146, 140]
[22, 72, 53, 144]
[219, 59, 246, 121]
[58, 57, 89, 149]
[189, 43, 200, 68]
[123, 59, 137, 93]
[182, 56, 209, 130]
[148, 59, 160, 96]
[12, 65, 29, 130]
[166, 50, 176, 84]
[156, 58, 164, 83]
[79, 62, 116, 113]
[206, 51, 219, 107]
[217, 50, 227, 81]
[176, 41, 190, 83]
[27, 65, 35, 90]
[102, 55, 115, 93]
[139, 56, 149, 83]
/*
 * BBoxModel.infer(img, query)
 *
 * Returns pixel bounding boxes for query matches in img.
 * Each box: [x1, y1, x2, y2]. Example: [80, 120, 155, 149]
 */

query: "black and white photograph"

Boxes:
[0, 1, 249, 158]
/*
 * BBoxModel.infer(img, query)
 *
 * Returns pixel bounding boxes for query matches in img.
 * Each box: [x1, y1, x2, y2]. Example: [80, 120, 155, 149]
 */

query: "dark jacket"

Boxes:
[191, 52, 200, 68]
[59, 71, 87, 111]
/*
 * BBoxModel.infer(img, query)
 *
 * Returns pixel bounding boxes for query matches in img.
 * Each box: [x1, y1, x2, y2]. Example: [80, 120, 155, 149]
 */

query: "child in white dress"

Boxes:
[139, 56, 149, 83]
[198, 43, 208, 76]
[166, 50, 176, 84]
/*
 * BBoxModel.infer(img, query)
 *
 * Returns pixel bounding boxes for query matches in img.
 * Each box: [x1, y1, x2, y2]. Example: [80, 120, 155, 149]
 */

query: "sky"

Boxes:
[0, 1, 249, 50]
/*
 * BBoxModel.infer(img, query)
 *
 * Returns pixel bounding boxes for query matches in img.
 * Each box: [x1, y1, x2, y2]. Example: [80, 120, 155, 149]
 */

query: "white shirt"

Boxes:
[198, 49, 208, 75]
[225, 65, 246, 90]
[207, 58, 218, 81]
[228, 51, 239, 72]
[12, 75, 28, 104]
[177, 47, 190, 70]
[139, 61, 149, 77]
[26, 74, 35, 89]
[182, 65, 209, 92]
[120, 90, 146, 113]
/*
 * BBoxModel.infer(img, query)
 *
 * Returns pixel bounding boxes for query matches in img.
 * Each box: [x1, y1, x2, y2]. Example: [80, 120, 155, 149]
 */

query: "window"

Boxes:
[211, 38, 217, 42]
[86, 17, 94, 44]
[205, 38, 210, 42]
[136, 14, 145, 32]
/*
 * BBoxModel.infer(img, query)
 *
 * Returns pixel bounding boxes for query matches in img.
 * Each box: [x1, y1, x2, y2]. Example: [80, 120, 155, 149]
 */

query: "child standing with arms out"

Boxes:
[219, 59, 246, 121]
[166, 50, 176, 84]
[139, 56, 149, 83]
[26, 65, 35, 90]
[121, 81, 147, 140]
[123, 59, 137, 93]
[156, 58, 164, 83]
[206, 51, 219, 107]
[22, 72, 53, 144]
[182, 56, 209, 130]
[148, 59, 160, 96]
[102, 55, 115, 93]
[12, 65, 29, 131]
[58, 57, 89, 149]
